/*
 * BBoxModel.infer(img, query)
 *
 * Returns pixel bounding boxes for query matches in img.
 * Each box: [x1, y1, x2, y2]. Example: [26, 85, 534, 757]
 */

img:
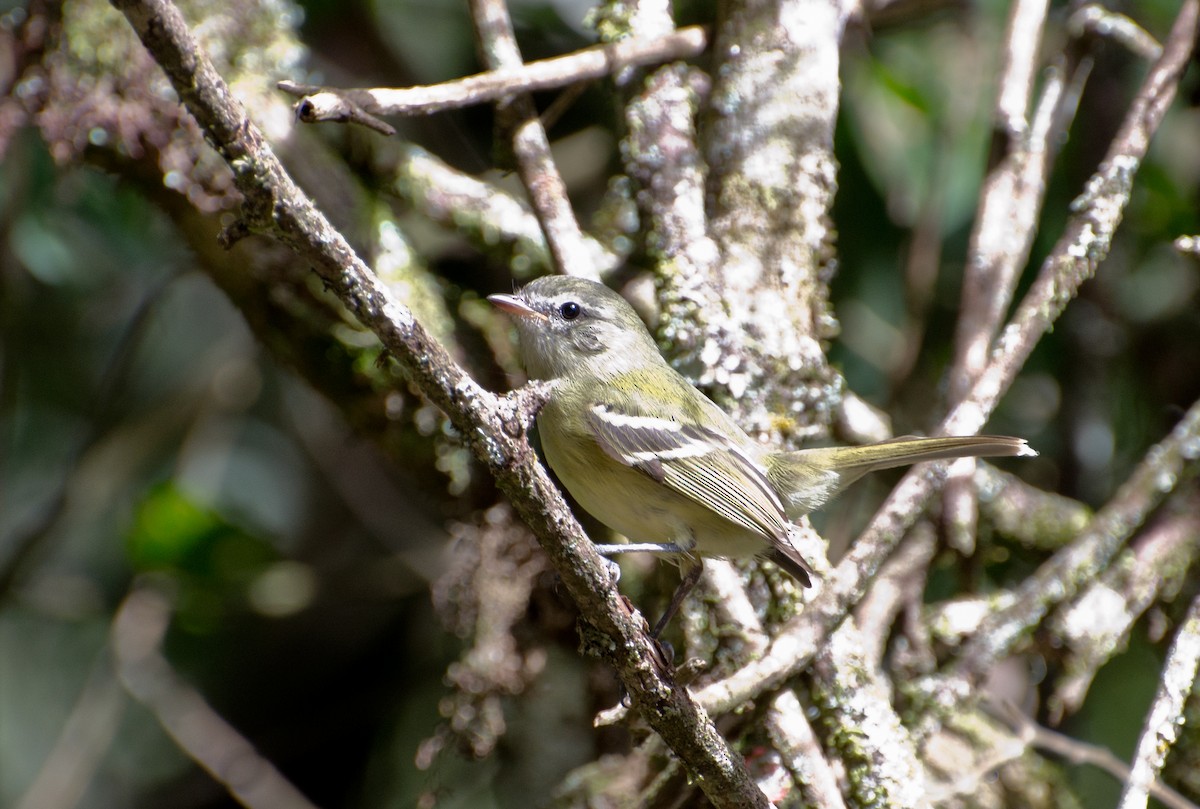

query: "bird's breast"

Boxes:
[536, 403, 772, 560]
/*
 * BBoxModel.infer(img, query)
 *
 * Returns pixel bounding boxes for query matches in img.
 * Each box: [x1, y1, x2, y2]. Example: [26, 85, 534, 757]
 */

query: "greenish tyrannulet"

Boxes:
[490, 276, 1033, 630]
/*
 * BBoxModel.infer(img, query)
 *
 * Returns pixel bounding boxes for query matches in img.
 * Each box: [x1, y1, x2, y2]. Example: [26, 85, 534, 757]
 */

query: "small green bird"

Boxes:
[490, 276, 1033, 632]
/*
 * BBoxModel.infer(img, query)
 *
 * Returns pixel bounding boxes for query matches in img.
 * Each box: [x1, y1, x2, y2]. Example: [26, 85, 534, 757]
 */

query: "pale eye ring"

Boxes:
[559, 301, 581, 320]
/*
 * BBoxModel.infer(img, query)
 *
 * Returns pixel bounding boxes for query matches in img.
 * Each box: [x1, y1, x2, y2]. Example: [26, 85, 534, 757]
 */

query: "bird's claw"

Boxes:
[602, 556, 621, 587]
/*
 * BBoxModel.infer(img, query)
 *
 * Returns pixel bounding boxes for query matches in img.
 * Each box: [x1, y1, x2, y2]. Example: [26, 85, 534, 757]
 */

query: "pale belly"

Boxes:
[537, 410, 769, 561]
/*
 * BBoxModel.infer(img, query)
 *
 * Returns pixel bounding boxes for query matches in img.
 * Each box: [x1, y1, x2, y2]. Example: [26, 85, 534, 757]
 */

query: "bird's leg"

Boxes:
[592, 542, 699, 638]
[593, 543, 688, 587]
[592, 543, 700, 671]
[641, 559, 704, 671]
[593, 543, 692, 592]
[651, 559, 703, 639]
[600, 556, 622, 586]
[593, 542, 691, 555]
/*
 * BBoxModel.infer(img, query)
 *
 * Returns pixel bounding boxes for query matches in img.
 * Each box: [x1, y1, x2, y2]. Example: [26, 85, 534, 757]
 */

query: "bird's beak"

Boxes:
[488, 293, 548, 322]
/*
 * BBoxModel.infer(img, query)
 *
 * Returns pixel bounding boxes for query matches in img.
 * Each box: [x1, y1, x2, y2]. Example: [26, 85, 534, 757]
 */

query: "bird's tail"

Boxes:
[769, 435, 1036, 516]
[801, 435, 1035, 473]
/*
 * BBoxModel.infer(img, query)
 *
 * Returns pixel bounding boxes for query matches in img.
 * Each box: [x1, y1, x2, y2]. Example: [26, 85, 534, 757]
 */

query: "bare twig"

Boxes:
[949, 396, 1200, 685]
[466, 0, 596, 280]
[288, 91, 395, 135]
[945, 0, 1057, 555]
[15, 652, 127, 809]
[696, 560, 771, 660]
[988, 699, 1200, 809]
[993, 0, 1051, 140]
[767, 690, 848, 809]
[1070, 4, 1163, 60]
[278, 26, 707, 120]
[926, 592, 1019, 648]
[854, 522, 937, 671]
[975, 464, 1093, 551]
[386, 143, 620, 277]
[700, 561, 846, 808]
[1117, 594, 1200, 809]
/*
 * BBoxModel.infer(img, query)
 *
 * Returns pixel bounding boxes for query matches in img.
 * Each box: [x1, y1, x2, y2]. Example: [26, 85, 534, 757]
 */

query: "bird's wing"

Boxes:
[586, 403, 791, 543]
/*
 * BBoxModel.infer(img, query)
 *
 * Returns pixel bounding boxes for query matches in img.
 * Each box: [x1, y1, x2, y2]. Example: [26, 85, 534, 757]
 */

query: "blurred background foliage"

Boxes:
[1, 0, 1198, 807]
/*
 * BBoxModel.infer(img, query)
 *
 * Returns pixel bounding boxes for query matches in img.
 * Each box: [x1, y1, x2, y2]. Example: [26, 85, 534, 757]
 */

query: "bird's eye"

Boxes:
[559, 301, 581, 320]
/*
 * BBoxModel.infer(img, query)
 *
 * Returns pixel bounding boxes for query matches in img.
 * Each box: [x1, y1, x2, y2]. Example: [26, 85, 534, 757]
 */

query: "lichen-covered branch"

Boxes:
[1117, 594, 1200, 809]
[384, 142, 620, 278]
[699, 0, 848, 442]
[1048, 509, 1200, 723]
[948, 396, 1200, 686]
[943, 0, 1057, 554]
[811, 619, 932, 809]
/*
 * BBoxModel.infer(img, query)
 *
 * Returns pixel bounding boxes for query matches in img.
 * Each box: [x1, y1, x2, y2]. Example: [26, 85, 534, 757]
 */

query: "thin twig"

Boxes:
[944, 0, 1055, 555]
[1070, 4, 1163, 60]
[1116, 593, 1200, 809]
[278, 26, 707, 120]
[975, 464, 1093, 551]
[15, 651, 127, 809]
[993, 0, 1051, 140]
[988, 698, 1200, 809]
[700, 561, 846, 808]
[289, 92, 395, 135]
[1048, 509, 1200, 723]
[697, 560, 771, 659]
[467, 0, 597, 280]
[854, 522, 937, 671]
[386, 143, 620, 277]
[767, 690, 848, 809]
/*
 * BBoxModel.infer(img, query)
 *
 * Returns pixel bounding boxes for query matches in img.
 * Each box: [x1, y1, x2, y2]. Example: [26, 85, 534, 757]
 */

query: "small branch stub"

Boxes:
[290, 89, 397, 136]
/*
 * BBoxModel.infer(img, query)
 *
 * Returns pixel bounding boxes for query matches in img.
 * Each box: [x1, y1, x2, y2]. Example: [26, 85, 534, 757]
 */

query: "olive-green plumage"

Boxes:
[491, 276, 1034, 587]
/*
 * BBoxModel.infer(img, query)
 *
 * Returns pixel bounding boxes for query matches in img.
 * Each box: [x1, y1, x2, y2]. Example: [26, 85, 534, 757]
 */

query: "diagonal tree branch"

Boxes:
[943, 0, 1056, 556]
[1047, 508, 1200, 723]
[1116, 594, 1200, 809]
[386, 142, 622, 277]
[107, 0, 768, 805]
